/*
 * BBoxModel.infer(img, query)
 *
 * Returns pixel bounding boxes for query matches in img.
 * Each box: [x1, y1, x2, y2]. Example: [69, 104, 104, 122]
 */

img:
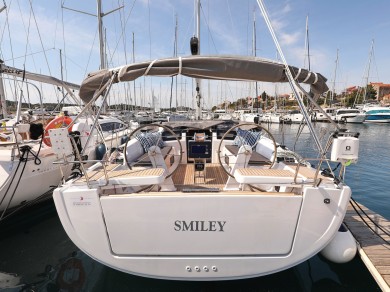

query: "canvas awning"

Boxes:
[79, 55, 328, 104]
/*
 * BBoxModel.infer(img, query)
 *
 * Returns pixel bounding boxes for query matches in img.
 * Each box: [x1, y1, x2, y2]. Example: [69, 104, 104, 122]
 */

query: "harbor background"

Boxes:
[0, 122, 386, 291]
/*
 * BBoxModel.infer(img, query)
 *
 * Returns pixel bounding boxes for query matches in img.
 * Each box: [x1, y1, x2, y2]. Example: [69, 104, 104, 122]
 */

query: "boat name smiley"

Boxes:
[174, 220, 226, 232]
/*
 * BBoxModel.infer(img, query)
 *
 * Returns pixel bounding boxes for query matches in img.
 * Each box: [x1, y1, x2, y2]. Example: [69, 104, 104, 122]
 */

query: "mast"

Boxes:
[0, 3, 8, 118]
[62, 1, 123, 68]
[132, 32, 136, 110]
[62, 1, 123, 112]
[59, 49, 65, 105]
[97, 0, 105, 70]
[189, 1, 201, 117]
[363, 39, 374, 103]
[194, 0, 201, 120]
[304, 15, 310, 71]
[331, 49, 339, 106]
[252, 9, 258, 111]
[0, 67, 8, 119]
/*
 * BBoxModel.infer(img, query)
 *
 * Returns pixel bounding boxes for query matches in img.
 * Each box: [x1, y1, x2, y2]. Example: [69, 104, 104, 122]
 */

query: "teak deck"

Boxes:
[172, 163, 228, 190]
[344, 201, 390, 291]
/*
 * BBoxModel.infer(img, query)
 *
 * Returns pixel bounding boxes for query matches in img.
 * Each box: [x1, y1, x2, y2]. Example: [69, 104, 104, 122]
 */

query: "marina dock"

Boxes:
[345, 200, 390, 291]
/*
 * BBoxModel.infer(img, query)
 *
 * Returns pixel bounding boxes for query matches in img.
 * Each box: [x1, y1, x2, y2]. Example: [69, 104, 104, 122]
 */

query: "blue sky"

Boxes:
[0, 0, 389, 108]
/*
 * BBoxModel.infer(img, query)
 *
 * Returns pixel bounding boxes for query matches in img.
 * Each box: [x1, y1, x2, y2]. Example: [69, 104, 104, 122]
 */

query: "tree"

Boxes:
[261, 91, 267, 102]
[261, 91, 268, 110]
[365, 84, 377, 100]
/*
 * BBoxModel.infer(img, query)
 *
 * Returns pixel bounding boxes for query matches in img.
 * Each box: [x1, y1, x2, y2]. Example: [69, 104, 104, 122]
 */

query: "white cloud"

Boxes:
[280, 31, 301, 46]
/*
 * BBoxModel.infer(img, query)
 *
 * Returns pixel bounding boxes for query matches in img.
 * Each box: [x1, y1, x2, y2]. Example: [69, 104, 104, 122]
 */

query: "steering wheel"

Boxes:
[124, 124, 182, 178]
[217, 123, 277, 178]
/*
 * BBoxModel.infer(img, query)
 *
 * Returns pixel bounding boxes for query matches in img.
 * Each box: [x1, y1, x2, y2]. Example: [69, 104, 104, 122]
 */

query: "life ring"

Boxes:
[43, 116, 73, 146]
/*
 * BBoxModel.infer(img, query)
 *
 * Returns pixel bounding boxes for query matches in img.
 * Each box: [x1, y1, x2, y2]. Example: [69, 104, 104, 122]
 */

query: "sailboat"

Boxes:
[355, 40, 390, 123]
[0, 64, 79, 217]
[50, 0, 359, 280]
[0, 65, 127, 217]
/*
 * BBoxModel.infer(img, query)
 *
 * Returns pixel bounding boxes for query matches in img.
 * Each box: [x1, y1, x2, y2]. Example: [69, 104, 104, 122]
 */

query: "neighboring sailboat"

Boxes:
[0, 64, 79, 217]
[50, 0, 359, 280]
[355, 40, 390, 122]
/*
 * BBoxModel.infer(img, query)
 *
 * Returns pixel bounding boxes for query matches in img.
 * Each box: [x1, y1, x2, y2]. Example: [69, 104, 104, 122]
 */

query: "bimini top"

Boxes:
[79, 55, 328, 104]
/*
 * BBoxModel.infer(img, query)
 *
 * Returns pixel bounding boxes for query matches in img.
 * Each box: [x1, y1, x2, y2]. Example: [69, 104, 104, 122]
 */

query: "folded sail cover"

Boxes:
[79, 55, 328, 104]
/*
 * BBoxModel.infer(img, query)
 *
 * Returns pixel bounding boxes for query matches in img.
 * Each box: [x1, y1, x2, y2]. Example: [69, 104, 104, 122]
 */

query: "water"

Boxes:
[270, 122, 390, 219]
[0, 122, 386, 291]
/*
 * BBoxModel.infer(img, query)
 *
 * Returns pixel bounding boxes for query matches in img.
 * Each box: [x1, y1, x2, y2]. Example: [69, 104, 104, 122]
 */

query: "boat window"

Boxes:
[100, 122, 125, 132]
[162, 128, 182, 141]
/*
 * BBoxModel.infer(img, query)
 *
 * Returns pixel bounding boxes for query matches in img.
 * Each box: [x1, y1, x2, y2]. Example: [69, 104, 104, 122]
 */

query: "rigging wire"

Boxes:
[83, 29, 98, 78]
[16, 0, 37, 72]
[0, 146, 30, 221]
[0, 0, 10, 49]
[178, 9, 194, 56]
[4, 0, 15, 66]
[225, 0, 236, 53]
[147, 0, 151, 60]
[4, 48, 55, 62]
[246, 1, 250, 56]
[107, 0, 136, 66]
[60, 0, 68, 81]
[117, 0, 131, 110]
[27, 0, 52, 76]
[200, 5, 218, 54]
[23, 0, 32, 68]
[112, 0, 137, 109]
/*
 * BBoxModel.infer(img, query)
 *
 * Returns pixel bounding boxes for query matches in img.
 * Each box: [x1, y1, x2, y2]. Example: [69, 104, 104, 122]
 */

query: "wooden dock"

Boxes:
[344, 200, 390, 292]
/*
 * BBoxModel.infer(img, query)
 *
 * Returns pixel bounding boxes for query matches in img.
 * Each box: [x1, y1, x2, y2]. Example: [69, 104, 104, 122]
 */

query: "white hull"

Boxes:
[311, 108, 337, 122]
[54, 184, 350, 280]
[0, 145, 72, 212]
[286, 113, 306, 124]
[336, 115, 366, 123]
[0, 117, 128, 213]
[51, 51, 358, 280]
[260, 113, 282, 124]
[240, 113, 259, 123]
[344, 116, 366, 123]
[334, 109, 366, 124]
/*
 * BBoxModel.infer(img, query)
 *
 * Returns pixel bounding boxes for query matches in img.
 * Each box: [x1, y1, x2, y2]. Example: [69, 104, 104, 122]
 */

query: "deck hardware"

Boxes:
[324, 198, 330, 204]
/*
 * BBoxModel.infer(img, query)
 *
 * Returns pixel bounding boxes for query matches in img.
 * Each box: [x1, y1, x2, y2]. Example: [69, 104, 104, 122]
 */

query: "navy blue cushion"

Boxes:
[136, 132, 165, 152]
[233, 128, 261, 148]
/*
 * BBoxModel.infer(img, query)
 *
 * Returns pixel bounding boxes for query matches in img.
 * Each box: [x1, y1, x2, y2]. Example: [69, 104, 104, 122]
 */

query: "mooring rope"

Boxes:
[0, 146, 30, 220]
[349, 197, 390, 245]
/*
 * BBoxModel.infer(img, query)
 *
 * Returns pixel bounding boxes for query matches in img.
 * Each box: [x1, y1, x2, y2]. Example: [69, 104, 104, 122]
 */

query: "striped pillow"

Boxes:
[136, 132, 165, 152]
[233, 128, 261, 148]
